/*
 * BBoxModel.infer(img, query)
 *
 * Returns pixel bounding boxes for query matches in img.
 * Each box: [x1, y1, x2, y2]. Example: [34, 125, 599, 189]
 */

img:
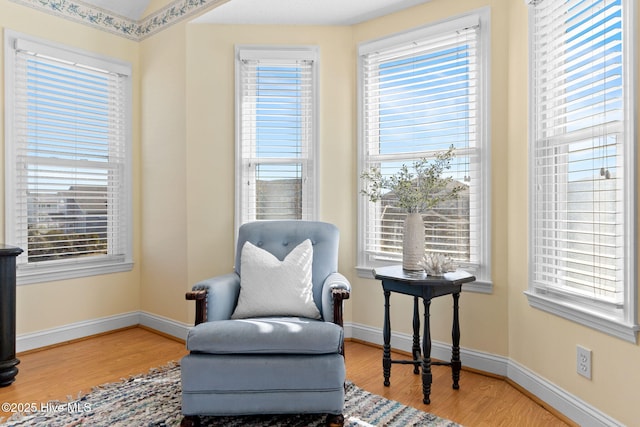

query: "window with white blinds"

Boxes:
[4, 31, 133, 284]
[527, 0, 638, 341]
[235, 46, 318, 228]
[357, 11, 491, 287]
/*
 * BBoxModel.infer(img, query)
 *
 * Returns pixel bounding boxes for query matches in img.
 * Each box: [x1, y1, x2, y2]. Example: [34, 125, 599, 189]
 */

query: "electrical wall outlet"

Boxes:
[577, 345, 592, 379]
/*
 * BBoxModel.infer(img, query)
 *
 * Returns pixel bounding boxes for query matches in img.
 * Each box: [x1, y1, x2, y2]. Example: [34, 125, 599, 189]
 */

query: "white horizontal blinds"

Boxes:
[362, 22, 480, 266]
[12, 43, 127, 266]
[531, 0, 625, 303]
[239, 54, 314, 224]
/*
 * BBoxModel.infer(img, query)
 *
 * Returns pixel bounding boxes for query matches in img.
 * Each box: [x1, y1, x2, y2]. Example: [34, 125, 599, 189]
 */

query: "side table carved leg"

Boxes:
[421, 298, 432, 404]
[181, 415, 200, 427]
[383, 290, 391, 387]
[412, 296, 421, 374]
[451, 292, 461, 390]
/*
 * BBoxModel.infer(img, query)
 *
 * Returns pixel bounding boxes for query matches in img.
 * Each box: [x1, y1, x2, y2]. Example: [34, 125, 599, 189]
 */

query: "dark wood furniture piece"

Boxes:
[0, 245, 23, 387]
[373, 265, 475, 404]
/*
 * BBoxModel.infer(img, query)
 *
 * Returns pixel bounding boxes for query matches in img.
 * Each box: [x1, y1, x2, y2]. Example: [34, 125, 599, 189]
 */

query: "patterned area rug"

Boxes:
[3, 364, 461, 427]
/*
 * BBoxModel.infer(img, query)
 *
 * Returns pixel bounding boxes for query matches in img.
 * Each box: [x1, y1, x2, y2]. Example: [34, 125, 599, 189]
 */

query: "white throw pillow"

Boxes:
[231, 239, 321, 319]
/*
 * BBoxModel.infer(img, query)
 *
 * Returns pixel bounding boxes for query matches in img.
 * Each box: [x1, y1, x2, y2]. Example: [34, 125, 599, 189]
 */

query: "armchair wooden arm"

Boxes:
[186, 290, 207, 325]
[331, 288, 350, 327]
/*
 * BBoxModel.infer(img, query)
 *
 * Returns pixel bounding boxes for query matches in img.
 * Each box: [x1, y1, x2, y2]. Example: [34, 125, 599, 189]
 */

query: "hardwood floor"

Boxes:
[0, 327, 572, 426]
[345, 340, 572, 427]
[0, 327, 187, 417]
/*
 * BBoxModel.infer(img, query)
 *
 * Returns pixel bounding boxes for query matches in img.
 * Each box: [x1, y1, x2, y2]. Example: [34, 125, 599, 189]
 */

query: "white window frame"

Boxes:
[4, 30, 133, 285]
[525, 0, 639, 342]
[356, 9, 492, 293]
[234, 45, 319, 233]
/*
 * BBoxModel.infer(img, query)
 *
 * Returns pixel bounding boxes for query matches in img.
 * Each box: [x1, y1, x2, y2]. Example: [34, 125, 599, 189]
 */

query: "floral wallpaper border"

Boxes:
[9, 0, 228, 41]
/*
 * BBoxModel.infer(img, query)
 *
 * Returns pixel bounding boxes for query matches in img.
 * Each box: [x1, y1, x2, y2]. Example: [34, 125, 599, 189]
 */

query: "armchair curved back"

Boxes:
[235, 221, 339, 317]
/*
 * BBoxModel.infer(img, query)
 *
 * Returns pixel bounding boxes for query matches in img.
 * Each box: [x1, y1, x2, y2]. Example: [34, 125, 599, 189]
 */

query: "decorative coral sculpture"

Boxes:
[420, 253, 458, 276]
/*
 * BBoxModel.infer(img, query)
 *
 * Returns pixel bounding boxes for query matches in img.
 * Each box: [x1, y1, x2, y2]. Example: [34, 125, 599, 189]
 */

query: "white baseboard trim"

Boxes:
[16, 311, 141, 353]
[349, 322, 623, 427]
[16, 316, 623, 427]
[347, 322, 509, 376]
[16, 311, 193, 354]
[138, 311, 191, 341]
[507, 359, 624, 427]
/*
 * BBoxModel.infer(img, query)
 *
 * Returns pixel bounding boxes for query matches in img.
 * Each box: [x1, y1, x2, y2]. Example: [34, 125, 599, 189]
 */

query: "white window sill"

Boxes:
[17, 261, 134, 285]
[525, 290, 639, 343]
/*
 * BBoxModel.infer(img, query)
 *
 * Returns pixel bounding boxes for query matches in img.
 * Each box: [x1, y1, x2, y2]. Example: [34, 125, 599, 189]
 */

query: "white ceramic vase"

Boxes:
[402, 212, 425, 271]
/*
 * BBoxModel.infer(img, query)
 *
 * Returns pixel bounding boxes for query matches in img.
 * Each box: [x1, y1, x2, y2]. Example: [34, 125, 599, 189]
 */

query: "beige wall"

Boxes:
[2, 0, 640, 424]
[0, 1, 142, 334]
[139, 22, 190, 323]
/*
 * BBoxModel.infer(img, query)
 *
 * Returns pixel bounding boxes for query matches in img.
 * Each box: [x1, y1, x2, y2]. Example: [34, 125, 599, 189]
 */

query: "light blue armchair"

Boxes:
[180, 221, 351, 427]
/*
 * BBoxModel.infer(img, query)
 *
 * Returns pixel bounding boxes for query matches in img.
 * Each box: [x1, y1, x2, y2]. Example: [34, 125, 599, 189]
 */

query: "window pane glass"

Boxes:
[531, 0, 625, 304]
[255, 163, 302, 220]
[10, 41, 129, 269]
[361, 22, 481, 269]
[237, 48, 317, 226]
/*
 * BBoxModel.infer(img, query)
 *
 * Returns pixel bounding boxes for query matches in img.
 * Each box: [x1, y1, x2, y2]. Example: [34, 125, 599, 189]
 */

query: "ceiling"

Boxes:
[192, 0, 432, 25]
[81, 0, 431, 25]
[81, 0, 151, 21]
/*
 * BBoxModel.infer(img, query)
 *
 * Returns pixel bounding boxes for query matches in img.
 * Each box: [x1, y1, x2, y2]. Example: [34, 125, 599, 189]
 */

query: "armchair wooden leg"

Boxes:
[180, 415, 200, 427]
[326, 413, 344, 427]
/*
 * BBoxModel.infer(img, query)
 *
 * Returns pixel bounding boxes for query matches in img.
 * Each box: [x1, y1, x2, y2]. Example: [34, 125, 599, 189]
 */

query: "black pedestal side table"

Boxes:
[0, 245, 23, 387]
[373, 265, 475, 404]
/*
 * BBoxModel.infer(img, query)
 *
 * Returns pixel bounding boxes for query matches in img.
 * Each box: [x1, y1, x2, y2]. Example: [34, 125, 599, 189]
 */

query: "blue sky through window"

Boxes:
[562, 0, 623, 183]
[254, 65, 305, 161]
[26, 56, 113, 191]
[370, 40, 474, 189]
